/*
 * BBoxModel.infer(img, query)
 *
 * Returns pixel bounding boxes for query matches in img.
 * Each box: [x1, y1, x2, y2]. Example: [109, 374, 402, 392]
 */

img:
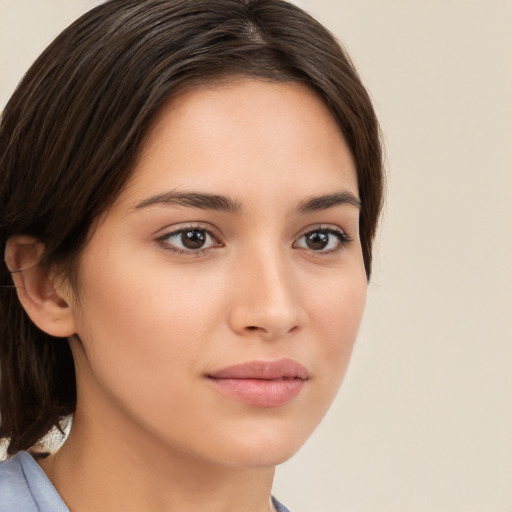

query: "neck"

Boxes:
[38, 403, 276, 512]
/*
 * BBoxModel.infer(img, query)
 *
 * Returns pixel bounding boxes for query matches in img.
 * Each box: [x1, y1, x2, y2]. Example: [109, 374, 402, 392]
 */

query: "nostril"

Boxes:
[246, 326, 259, 331]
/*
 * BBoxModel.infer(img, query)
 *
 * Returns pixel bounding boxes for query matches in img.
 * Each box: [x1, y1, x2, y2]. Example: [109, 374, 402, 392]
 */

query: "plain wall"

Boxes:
[1, 1, 511, 511]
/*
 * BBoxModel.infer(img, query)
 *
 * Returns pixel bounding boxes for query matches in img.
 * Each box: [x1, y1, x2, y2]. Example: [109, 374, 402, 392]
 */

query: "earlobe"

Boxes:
[4, 235, 77, 338]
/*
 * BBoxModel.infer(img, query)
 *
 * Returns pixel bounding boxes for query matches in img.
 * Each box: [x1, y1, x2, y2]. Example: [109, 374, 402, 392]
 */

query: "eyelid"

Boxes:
[155, 223, 224, 253]
[154, 220, 223, 238]
[294, 223, 351, 240]
[292, 224, 353, 253]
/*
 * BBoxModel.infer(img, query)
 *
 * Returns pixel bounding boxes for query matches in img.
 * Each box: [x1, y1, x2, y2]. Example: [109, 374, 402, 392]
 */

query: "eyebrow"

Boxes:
[134, 191, 243, 213]
[133, 189, 361, 214]
[296, 191, 361, 213]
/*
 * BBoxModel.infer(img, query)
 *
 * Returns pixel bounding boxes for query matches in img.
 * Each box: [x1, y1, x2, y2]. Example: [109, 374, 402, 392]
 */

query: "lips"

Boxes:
[207, 358, 308, 407]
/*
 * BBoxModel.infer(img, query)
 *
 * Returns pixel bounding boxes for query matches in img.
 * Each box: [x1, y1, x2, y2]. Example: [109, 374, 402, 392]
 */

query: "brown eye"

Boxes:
[181, 229, 207, 249]
[294, 228, 351, 253]
[158, 227, 220, 253]
[305, 231, 329, 250]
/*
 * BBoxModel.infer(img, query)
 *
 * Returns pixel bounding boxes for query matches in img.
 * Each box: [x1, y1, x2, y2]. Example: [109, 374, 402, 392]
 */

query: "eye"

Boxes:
[294, 228, 351, 253]
[157, 227, 221, 253]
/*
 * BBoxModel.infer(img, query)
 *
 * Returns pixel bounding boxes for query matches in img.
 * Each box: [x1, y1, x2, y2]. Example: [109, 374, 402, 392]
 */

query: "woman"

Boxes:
[0, 1, 383, 510]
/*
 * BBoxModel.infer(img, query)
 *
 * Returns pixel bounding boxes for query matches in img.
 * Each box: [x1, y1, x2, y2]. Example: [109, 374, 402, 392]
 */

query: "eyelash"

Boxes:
[155, 224, 222, 256]
[155, 225, 352, 256]
[293, 226, 353, 254]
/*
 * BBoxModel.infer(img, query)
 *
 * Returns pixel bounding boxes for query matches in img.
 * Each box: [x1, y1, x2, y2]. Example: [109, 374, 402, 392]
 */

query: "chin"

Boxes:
[194, 417, 318, 469]
[212, 442, 304, 469]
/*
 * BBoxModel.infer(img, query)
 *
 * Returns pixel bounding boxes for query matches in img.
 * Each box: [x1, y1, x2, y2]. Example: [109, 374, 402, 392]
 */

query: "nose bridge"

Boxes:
[228, 242, 305, 338]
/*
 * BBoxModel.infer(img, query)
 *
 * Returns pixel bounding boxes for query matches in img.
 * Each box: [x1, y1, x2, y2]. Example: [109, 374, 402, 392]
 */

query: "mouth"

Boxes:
[206, 358, 309, 407]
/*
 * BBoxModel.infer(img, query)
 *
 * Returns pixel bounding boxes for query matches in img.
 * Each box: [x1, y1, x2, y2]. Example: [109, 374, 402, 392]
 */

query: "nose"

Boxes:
[227, 247, 307, 340]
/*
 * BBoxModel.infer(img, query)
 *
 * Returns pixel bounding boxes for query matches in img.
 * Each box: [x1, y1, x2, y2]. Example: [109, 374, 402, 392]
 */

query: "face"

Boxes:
[67, 79, 367, 468]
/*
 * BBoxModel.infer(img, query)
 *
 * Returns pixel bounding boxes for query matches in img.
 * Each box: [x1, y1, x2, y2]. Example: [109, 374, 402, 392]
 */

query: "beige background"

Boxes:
[1, 1, 511, 511]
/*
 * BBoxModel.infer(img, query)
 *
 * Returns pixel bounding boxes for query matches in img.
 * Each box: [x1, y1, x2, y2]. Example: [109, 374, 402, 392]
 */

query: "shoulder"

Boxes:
[0, 452, 38, 512]
[0, 451, 68, 512]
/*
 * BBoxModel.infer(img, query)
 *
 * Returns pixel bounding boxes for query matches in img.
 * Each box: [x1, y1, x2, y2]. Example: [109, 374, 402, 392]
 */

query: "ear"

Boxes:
[4, 235, 77, 337]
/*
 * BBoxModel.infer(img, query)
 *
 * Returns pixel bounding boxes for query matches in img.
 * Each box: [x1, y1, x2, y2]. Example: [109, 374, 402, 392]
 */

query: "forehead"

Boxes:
[118, 79, 358, 209]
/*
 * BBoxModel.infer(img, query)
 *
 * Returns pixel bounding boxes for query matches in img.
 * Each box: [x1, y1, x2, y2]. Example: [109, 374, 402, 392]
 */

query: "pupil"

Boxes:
[182, 230, 206, 249]
[306, 231, 328, 250]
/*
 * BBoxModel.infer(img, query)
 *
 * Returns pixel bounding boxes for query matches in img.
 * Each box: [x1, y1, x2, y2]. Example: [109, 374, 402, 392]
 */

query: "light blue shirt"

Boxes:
[0, 451, 291, 512]
[0, 451, 67, 512]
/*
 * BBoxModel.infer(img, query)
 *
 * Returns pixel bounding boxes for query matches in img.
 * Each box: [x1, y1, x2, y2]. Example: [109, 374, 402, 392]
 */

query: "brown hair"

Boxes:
[0, 0, 383, 455]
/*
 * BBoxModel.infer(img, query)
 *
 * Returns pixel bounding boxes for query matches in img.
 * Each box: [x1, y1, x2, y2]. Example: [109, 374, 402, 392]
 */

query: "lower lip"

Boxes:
[208, 377, 306, 407]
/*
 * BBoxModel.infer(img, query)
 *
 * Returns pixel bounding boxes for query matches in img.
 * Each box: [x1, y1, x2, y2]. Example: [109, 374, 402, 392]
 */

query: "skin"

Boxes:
[9, 80, 367, 512]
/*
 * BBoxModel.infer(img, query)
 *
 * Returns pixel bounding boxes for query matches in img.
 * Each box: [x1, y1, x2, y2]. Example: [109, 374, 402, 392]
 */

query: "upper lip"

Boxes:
[207, 358, 309, 380]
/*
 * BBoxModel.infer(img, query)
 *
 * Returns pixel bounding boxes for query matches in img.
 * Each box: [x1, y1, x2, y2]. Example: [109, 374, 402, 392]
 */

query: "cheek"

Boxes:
[308, 267, 367, 377]
[71, 248, 225, 384]
[70, 254, 228, 441]
[321, 276, 366, 339]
